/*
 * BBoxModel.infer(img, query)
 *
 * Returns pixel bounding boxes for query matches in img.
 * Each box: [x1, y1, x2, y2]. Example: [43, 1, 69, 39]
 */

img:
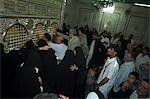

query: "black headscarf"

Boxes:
[25, 40, 38, 50]
[56, 50, 75, 97]
[74, 47, 86, 98]
[74, 47, 86, 70]
[19, 40, 39, 62]
[37, 39, 48, 47]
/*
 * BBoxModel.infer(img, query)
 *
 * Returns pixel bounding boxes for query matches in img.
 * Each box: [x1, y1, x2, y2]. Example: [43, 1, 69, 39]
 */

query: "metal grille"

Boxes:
[33, 23, 45, 39]
[4, 23, 28, 52]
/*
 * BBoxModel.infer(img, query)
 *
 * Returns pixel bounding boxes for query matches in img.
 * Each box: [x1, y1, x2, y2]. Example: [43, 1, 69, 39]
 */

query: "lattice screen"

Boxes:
[33, 23, 45, 40]
[4, 23, 28, 52]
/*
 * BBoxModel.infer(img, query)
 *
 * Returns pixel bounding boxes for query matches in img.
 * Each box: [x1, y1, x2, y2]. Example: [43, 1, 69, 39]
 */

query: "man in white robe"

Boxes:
[96, 46, 119, 98]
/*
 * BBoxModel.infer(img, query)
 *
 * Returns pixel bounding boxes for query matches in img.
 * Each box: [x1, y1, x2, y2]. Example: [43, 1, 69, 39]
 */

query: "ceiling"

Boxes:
[81, 0, 150, 4]
[112, 0, 149, 4]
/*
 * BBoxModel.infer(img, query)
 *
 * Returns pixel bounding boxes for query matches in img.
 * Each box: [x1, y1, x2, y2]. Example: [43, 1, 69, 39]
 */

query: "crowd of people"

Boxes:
[1, 22, 150, 99]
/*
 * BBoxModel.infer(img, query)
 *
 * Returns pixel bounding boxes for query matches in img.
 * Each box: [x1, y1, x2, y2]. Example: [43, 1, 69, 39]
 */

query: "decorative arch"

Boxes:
[33, 23, 45, 38]
[3, 23, 28, 52]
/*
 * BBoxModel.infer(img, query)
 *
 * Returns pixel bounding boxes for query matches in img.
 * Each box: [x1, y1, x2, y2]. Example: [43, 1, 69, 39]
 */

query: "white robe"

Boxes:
[97, 57, 119, 98]
[113, 61, 135, 92]
[86, 40, 96, 68]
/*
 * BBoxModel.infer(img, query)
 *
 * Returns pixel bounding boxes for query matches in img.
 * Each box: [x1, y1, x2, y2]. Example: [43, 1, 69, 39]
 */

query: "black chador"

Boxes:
[56, 50, 75, 97]
[74, 47, 86, 98]
[4, 49, 24, 98]
[38, 48, 57, 93]
[1, 40, 39, 98]
[1, 43, 9, 98]
[89, 39, 107, 68]
[11, 51, 41, 98]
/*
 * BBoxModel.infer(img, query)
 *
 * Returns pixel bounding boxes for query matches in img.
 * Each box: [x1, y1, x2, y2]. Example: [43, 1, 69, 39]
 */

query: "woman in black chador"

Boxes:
[88, 39, 107, 69]
[11, 50, 41, 98]
[74, 47, 86, 98]
[37, 39, 57, 93]
[56, 50, 75, 97]
[10, 40, 42, 98]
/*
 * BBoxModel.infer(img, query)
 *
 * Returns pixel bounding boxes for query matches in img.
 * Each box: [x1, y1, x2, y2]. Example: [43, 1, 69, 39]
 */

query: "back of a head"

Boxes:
[52, 34, 64, 43]
[37, 39, 48, 47]
[86, 92, 99, 99]
[33, 93, 58, 99]
[44, 33, 51, 41]
[25, 40, 37, 50]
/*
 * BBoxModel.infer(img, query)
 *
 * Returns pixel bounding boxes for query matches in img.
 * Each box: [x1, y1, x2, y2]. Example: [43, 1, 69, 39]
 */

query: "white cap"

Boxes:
[86, 92, 99, 99]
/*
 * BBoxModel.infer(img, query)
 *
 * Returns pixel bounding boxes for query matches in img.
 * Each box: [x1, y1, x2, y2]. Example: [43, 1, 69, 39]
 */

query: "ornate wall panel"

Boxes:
[125, 15, 148, 45]
[100, 12, 120, 33]
[3, 23, 28, 52]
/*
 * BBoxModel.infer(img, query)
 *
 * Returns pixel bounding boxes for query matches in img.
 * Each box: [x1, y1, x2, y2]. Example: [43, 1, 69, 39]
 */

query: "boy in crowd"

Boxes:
[111, 72, 139, 98]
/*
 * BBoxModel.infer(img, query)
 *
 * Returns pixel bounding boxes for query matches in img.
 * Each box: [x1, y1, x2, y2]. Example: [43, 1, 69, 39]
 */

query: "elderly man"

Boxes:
[129, 79, 150, 99]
